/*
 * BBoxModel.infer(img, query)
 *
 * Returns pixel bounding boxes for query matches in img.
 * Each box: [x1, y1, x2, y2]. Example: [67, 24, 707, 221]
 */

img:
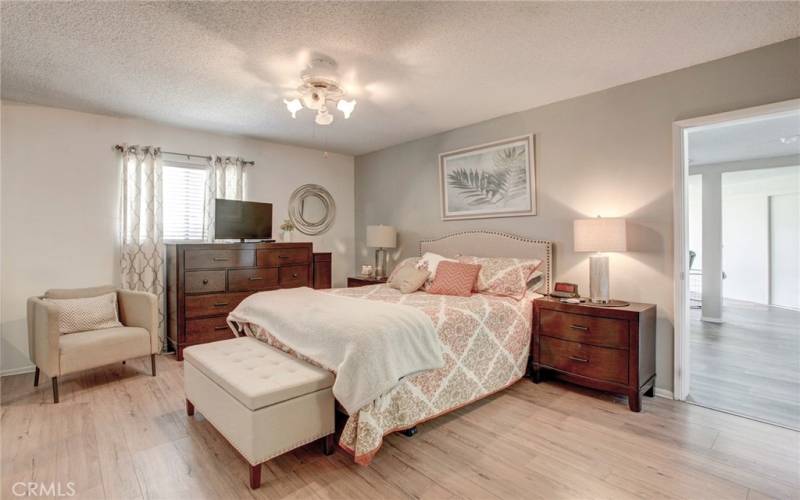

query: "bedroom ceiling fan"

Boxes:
[283, 54, 357, 126]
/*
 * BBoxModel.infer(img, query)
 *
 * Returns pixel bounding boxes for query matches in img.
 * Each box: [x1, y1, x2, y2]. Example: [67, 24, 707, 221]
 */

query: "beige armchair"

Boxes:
[27, 285, 160, 403]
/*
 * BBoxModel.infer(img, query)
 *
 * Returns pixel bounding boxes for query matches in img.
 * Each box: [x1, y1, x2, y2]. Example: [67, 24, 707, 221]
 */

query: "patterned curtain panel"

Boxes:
[203, 156, 245, 241]
[119, 145, 165, 344]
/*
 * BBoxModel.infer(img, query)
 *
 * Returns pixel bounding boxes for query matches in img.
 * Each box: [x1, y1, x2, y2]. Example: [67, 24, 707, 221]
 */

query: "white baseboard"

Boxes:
[1, 364, 36, 377]
[654, 388, 674, 400]
[701, 316, 724, 324]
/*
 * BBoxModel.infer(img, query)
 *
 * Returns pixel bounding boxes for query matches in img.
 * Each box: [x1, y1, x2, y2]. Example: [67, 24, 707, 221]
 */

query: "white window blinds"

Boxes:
[163, 162, 208, 241]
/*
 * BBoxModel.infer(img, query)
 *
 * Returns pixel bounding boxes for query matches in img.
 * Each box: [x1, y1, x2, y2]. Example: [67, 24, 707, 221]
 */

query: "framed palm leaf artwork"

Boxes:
[439, 134, 535, 220]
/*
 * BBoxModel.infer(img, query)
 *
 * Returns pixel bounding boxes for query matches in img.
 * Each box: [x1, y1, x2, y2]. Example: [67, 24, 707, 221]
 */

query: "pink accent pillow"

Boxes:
[427, 261, 482, 297]
[458, 256, 542, 300]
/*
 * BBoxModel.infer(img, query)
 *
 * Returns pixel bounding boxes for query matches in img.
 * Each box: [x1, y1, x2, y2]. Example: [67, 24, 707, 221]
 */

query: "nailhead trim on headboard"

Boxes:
[419, 230, 553, 293]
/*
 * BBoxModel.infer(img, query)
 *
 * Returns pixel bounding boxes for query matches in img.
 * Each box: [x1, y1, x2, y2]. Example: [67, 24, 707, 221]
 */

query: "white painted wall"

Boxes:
[721, 166, 800, 305]
[688, 175, 703, 270]
[722, 194, 769, 303]
[0, 101, 355, 374]
[770, 193, 800, 309]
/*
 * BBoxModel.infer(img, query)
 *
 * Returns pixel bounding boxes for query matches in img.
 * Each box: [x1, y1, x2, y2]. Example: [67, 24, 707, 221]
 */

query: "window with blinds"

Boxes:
[163, 162, 208, 241]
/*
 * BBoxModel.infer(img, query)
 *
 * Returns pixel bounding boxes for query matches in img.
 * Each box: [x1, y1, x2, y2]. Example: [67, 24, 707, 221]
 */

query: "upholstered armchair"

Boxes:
[27, 285, 160, 403]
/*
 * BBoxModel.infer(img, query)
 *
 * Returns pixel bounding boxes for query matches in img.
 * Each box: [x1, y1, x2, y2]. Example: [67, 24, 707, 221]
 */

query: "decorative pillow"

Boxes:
[388, 265, 430, 294]
[458, 256, 542, 299]
[387, 257, 420, 282]
[428, 261, 482, 297]
[416, 252, 458, 289]
[45, 292, 122, 334]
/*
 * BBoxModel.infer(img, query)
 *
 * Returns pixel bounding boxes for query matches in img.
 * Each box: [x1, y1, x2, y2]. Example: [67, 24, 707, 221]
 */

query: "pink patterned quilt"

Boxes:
[245, 284, 536, 465]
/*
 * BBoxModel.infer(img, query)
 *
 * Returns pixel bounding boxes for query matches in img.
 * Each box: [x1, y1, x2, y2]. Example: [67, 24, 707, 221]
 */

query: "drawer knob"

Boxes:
[570, 324, 589, 331]
[213, 302, 229, 307]
[212, 257, 230, 262]
[568, 356, 589, 363]
[292, 273, 298, 278]
[214, 325, 228, 331]
[202, 279, 209, 285]
[279, 255, 289, 259]
[249, 276, 263, 281]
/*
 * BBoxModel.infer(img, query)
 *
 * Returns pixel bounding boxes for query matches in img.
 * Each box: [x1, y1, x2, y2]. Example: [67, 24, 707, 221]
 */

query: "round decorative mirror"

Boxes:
[288, 184, 336, 235]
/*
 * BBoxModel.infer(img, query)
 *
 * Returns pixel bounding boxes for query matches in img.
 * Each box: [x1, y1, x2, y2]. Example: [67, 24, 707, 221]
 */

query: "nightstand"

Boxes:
[531, 296, 656, 412]
[347, 276, 388, 288]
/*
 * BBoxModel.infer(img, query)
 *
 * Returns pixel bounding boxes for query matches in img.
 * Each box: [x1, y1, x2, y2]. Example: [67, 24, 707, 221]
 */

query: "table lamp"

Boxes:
[367, 225, 396, 279]
[573, 217, 627, 304]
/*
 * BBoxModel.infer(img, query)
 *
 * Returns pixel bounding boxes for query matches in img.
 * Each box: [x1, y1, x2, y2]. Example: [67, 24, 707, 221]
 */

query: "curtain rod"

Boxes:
[113, 145, 255, 166]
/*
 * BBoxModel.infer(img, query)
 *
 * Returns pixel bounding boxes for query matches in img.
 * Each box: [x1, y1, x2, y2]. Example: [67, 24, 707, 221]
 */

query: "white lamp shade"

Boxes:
[574, 218, 627, 252]
[366, 225, 397, 248]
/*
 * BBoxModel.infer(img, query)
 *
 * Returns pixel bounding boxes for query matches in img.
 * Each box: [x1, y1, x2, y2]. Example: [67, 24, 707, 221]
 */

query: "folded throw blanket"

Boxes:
[227, 287, 443, 414]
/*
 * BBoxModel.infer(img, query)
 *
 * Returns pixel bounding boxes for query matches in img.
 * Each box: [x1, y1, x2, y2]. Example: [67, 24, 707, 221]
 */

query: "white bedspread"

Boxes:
[227, 287, 443, 414]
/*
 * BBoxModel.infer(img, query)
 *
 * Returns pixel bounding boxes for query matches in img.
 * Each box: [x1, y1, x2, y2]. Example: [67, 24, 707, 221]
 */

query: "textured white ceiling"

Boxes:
[2, 2, 798, 155]
[689, 111, 800, 165]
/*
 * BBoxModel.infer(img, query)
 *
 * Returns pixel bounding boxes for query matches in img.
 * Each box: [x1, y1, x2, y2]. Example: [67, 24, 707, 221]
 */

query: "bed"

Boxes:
[235, 231, 552, 464]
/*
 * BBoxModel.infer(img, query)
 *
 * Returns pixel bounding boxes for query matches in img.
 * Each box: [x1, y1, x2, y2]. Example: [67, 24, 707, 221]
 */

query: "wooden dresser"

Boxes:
[167, 242, 316, 360]
[531, 297, 656, 412]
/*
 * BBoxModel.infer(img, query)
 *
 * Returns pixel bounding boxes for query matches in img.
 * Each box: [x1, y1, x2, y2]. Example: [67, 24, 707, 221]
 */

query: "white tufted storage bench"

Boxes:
[183, 337, 335, 489]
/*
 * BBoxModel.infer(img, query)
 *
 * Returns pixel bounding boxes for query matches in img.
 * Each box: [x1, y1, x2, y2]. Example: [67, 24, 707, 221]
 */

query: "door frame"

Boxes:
[672, 98, 800, 401]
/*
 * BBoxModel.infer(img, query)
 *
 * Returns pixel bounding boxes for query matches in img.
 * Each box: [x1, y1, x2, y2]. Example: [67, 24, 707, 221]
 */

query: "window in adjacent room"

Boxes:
[162, 161, 208, 241]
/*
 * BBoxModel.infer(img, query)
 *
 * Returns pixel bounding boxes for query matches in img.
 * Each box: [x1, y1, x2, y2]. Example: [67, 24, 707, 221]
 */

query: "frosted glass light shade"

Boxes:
[574, 218, 627, 252]
[367, 225, 396, 248]
[337, 99, 356, 119]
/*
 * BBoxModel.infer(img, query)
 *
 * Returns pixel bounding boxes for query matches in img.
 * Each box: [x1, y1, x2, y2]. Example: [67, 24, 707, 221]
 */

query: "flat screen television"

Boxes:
[214, 199, 273, 241]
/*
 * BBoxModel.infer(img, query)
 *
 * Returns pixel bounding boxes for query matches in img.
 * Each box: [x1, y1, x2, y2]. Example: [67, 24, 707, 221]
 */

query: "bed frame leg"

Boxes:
[323, 433, 336, 455]
[400, 426, 417, 437]
[249, 463, 262, 489]
[186, 399, 195, 416]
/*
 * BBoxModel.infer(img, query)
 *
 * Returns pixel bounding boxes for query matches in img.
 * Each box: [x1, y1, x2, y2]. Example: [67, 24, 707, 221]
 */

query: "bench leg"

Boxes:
[249, 463, 262, 489]
[186, 399, 194, 416]
[323, 433, 335, 456]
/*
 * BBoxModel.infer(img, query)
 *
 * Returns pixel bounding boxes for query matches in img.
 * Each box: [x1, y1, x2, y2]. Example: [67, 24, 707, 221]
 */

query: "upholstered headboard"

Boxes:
[419, 230, 553, 293]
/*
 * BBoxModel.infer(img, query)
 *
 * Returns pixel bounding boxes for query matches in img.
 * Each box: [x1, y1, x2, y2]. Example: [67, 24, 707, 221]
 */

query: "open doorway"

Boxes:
[674, 100, 800, 430]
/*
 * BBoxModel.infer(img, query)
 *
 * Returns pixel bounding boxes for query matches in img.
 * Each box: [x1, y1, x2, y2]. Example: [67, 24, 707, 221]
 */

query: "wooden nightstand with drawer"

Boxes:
[531, 297, 656, 412]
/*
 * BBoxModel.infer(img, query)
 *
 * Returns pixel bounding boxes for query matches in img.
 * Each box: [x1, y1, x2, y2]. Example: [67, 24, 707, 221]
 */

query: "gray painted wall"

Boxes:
[353, 38, 800, 394]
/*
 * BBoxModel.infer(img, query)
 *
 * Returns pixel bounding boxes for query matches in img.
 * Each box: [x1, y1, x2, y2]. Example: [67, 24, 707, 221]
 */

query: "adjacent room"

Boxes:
[686, 113, 800, 429]
[1, 2, 798, 499]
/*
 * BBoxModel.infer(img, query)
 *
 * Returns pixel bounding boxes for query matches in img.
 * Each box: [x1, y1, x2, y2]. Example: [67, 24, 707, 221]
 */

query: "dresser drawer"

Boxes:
[228, 268, 279, 292]
[539, 309, 629, 349]
[185, 270, 226, 294]
[539, 336, 628, 385]
[257, 248, 311, 267]
[185, 292, 251, 319]
[279, 265, 309, 288]
[185, 249, 255, 269]
[185, 316, 236, 344]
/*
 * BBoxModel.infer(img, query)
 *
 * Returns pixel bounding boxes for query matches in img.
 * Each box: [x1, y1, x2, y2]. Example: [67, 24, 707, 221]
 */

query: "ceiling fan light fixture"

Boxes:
[779, 135, 799, 144]
[337, 99, 356, 119]
[315, 106, 334, 126]
[302, 87, 327, 110]
[284, 98, 302, 118]
[283, 54, 357, 125]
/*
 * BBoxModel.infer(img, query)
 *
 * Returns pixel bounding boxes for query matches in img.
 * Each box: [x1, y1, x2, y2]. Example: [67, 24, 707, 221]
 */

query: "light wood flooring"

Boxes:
[689, 299, 800, 429]
[2, 355, 799, 500]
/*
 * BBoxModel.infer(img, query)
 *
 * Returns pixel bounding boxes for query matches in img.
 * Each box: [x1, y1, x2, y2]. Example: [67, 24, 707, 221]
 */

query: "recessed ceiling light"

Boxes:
[779, 135, 799, 144]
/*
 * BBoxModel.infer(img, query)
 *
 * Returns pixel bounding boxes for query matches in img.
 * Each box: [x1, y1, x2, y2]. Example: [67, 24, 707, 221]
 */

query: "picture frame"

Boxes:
[438, 134, 536, 221]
